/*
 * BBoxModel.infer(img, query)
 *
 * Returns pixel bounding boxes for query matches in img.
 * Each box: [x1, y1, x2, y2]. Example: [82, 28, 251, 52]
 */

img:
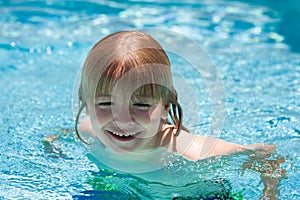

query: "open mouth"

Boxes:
[106, 130, 139, 141]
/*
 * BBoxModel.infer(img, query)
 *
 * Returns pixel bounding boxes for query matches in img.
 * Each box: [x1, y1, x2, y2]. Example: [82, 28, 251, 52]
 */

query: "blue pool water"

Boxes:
[0, 0, 299, 199]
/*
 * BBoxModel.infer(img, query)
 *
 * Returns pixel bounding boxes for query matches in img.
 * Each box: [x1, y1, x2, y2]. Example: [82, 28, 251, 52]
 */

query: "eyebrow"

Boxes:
[95, 95, 158, 101]
[132, 95, 160, 103]
[97, 94, 111, 97]
[133, 95, 156, 99]
[94, 95, 112, 102]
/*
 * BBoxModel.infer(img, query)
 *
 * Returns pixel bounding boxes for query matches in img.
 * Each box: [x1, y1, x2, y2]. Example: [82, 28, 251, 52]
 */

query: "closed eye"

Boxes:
[132, 103, 151, 110]
[98, 102, 114, 109]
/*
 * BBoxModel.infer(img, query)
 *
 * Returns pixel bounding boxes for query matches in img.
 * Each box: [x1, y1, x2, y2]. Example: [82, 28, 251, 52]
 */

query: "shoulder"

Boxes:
[160, 125, 198, 157]
[173, 129, 198, 156]
[162, 127, 225, 161]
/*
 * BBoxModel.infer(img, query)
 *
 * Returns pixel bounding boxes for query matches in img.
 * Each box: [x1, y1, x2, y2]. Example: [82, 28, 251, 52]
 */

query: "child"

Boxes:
[74, 30, 266, 173]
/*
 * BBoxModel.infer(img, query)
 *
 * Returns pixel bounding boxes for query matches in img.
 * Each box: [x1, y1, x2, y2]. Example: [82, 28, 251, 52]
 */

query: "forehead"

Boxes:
[91, 61, 172, 102]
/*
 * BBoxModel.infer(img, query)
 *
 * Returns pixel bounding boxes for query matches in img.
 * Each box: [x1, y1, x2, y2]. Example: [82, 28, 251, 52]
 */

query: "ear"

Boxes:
[161, 103, 170, 120]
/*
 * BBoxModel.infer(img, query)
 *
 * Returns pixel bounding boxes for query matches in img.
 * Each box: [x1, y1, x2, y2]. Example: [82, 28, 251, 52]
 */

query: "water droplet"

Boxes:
[10, 42, 16, 47]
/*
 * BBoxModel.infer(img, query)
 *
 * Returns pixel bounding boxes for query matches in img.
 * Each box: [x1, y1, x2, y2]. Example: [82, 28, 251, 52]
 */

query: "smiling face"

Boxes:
[88, 85, 168, 153]
[77, 31, 182, 153]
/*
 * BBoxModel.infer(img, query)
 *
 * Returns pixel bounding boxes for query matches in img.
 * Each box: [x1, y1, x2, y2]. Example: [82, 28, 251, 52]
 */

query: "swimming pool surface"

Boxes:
[0, 0, 299, 199]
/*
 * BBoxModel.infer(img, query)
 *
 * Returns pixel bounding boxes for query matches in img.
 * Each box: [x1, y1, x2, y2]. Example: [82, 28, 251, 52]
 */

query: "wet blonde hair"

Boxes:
[75, 30, 185, 143]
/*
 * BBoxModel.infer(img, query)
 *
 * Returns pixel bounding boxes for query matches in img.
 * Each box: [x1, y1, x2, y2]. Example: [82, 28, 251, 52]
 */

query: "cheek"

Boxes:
[144, 105, 164, 137]
[149, 104, 163, 121]
[93, 106, 112, 124]
[132, 104, 163, 125]
[131, 110, 150, 124]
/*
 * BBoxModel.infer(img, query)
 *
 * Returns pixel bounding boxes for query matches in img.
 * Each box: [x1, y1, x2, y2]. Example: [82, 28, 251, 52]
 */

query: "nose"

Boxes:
[111, 105, 134, 125]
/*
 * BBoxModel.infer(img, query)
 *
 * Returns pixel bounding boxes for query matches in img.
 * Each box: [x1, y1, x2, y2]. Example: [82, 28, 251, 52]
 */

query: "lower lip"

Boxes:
[107, 131, 139, 142]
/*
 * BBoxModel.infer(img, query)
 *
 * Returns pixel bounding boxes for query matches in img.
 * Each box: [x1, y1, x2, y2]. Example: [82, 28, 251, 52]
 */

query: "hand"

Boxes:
[241, 144, 286, 200]
[243, 143, 276, 154]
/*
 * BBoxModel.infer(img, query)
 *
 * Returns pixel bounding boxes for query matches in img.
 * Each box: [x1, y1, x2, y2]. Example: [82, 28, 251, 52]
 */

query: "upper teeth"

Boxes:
[110, 131, 136, 137]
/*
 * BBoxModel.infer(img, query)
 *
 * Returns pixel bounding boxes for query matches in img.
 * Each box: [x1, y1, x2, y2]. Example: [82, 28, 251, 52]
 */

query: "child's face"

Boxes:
[88, 87, 168, 154]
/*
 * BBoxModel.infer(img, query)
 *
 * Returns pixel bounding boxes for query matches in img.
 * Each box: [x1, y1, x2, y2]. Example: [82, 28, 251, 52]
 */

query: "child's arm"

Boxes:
[174, 130, 266, 161]
[175, 130, 283, 199]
